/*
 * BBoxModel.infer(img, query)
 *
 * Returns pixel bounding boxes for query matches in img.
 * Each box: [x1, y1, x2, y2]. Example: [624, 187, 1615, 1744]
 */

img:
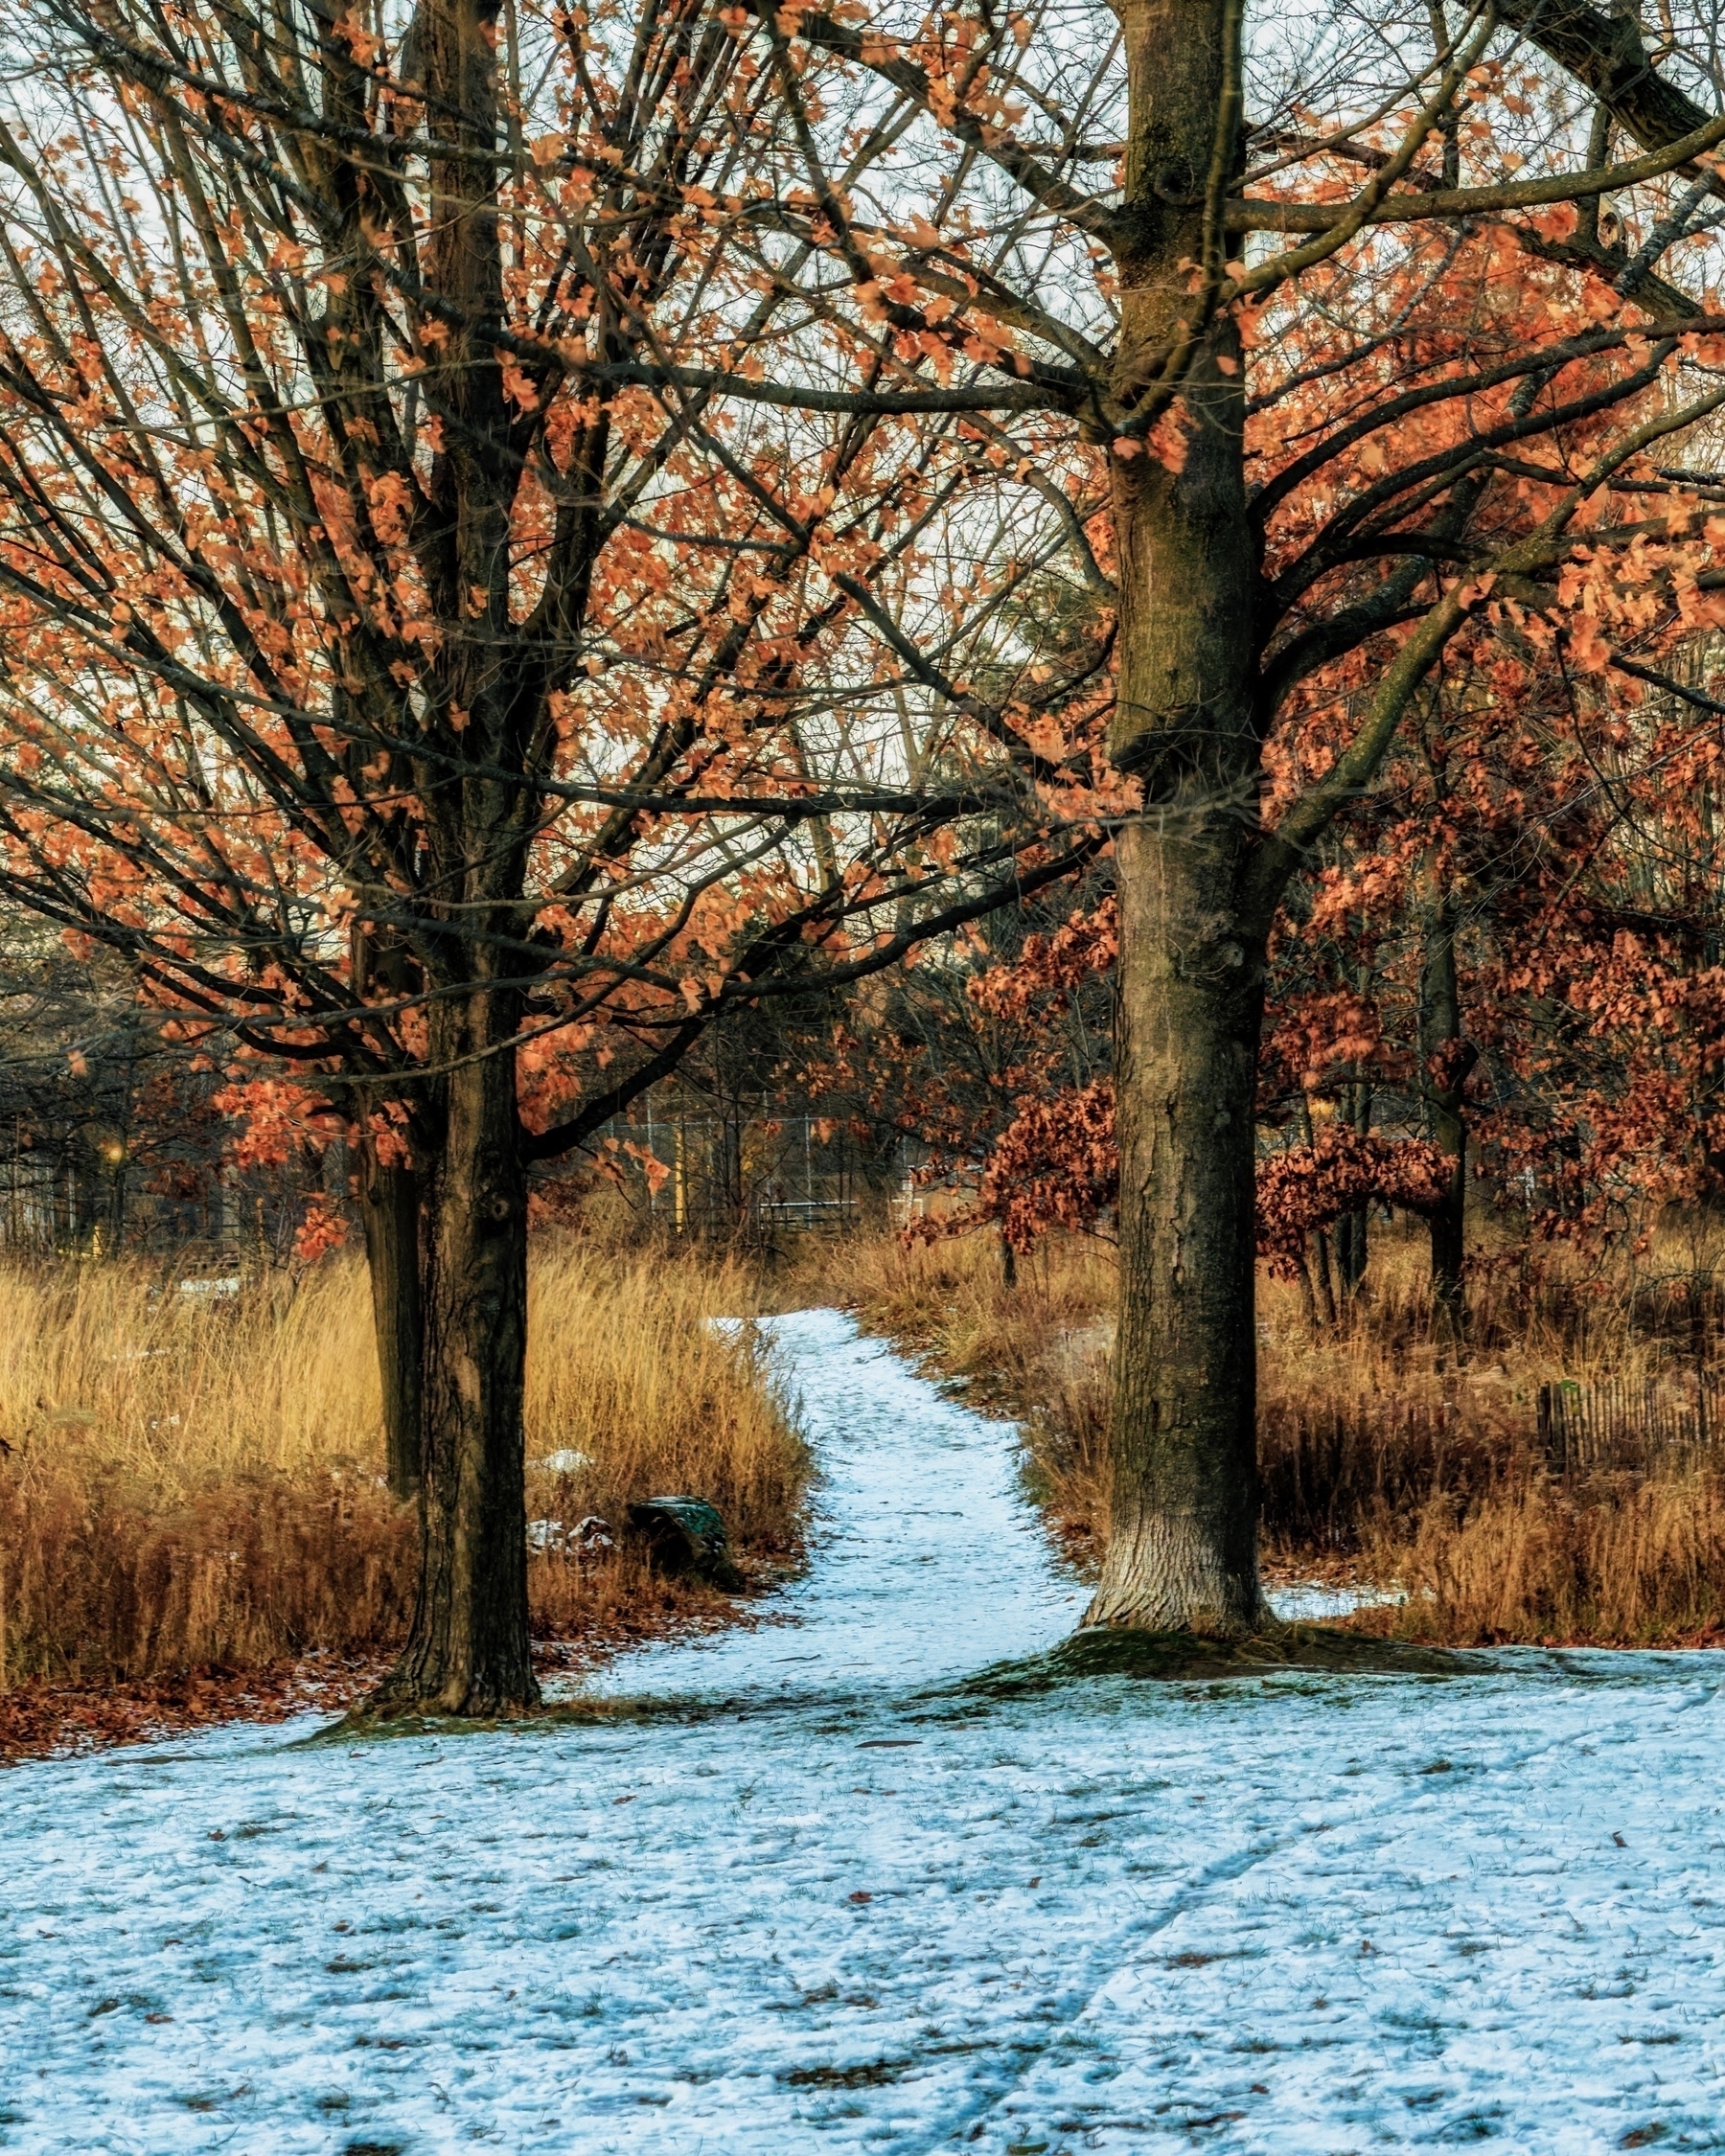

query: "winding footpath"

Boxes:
[4, 1310, 1725, 2152]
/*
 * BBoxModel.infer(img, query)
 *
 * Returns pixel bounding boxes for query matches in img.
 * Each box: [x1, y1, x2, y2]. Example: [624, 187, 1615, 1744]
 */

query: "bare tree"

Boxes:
[632, 0, 1725, 1630]
[0, 0, 1102, 1708]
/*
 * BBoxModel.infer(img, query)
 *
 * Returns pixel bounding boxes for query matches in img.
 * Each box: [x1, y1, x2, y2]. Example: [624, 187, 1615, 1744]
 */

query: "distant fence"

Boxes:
[887, 1165, 983, 1233]
[1536, 1372, 1725, 1476]
[1258, 1373, 1725, 1547]
[594, 1112, 862, 1235]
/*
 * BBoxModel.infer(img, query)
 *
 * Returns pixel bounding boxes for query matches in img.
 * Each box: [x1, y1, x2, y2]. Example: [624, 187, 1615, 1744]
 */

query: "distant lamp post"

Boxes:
[85, 1130, 127, 1259]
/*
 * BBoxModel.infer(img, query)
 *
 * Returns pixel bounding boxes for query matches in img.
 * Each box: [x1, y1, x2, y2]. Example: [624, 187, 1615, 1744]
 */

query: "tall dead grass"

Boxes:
[0, 1244, 803, 1684]
[522, 1246, 805, 1635]
[1358, 1476, 1725, 1646]
[818, 1214, 1725, 1644]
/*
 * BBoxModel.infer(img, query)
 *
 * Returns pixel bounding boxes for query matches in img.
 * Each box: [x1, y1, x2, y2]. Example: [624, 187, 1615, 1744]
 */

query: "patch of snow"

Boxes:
[1266, 1579, 1406, 1622]
[586, 1312, 1084, 1703]
[525, 1515, 611, 1557]
[531, 1450, 592, 1476]
[3, 1308, 1724, 2154]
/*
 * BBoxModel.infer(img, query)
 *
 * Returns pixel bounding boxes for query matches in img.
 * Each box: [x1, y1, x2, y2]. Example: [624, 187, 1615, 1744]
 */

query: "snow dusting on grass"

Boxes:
[3, 1311, 1723, 2152]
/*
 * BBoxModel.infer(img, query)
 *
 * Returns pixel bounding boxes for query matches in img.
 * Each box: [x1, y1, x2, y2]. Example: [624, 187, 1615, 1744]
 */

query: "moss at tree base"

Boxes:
[964, 1622, 1463, 1695]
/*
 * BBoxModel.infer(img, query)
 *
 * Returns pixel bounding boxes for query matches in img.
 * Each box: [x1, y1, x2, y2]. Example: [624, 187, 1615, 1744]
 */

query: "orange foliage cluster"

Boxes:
[974, 1078, 1118, 1253]
[969, 899, 1120, 1019]
[1254, 1127, 1452, 1278]
[918, 1078, 1448, 1269]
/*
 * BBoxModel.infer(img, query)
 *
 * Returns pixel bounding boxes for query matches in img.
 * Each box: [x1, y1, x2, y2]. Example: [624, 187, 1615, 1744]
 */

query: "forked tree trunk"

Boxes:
[367, 0, 539, 1714]
[376, 1028, 536, 1713]
[1084, 0, 1270, 1634]
[357, 1128, 424, 1502]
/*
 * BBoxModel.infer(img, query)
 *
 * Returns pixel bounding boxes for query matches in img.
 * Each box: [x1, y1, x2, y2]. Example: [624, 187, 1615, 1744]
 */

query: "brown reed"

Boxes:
[0, 1242, 803, 1685]
[1356, 1473, 1725, 1646]
[817, 1213, 1725, 1644]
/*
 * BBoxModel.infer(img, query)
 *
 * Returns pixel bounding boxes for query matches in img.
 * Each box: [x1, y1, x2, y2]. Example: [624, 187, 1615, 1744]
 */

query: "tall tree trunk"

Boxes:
[1295, 1248, 1320, 1332]
[358, 1125, 424, 1502]
[376, 1022, 536, 1713]
[1331, 1207, 1360, 1301]
[1309, 1226, 1339, 1331]
[1295, 1093, 1340, 1331]
[1087, 819, 1268, 1630]
[370, 0, 538, 1713]
[1417, 874, 1472, 1338]
[350, 924, 427, 1505]
[1335, 1073, 1371, 1297]
[1085, 0, 1267, 1634]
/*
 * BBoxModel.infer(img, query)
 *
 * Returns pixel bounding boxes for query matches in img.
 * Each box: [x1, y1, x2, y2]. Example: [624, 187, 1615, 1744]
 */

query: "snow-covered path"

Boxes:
[5, 1312, 1725, 2154]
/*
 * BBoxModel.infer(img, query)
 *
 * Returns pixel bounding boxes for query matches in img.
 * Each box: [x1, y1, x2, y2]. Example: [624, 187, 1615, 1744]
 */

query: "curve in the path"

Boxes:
[2, 1309, 1723, 2156]
[584, 1307, 1086, 1706]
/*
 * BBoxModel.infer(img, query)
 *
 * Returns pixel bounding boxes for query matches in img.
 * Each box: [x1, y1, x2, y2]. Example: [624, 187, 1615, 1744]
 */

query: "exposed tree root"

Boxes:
[962, 1622, 1464, 1695]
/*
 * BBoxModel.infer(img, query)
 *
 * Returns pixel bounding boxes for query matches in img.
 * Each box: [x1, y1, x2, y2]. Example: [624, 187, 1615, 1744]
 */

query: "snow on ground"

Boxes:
[4, 1310, 1725, 2154]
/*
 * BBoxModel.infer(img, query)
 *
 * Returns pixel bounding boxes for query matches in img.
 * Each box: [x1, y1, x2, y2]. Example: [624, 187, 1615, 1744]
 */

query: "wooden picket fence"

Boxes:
[1262, 1371, 1725, 1548]
[1536, 1370, 1725, 1476]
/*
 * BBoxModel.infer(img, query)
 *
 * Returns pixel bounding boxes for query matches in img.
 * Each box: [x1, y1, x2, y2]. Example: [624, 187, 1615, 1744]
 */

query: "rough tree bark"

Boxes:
[378, 1013, 535, 1714]
[1083, 0, 1270, 1633]
[371, 0, 539, 1712]
[1086, 817, 1269, 1630]
[1335, 1057, 1373, 1298]
[351, 929, 426, 1504]
[358, 1129, 425, 1502]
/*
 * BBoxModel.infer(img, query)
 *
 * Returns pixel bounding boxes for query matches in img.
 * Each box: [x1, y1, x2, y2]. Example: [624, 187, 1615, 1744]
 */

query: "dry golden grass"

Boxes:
[815, 1213, 1725, 1644]
[522, 1243, 805, 1636]
[0, 1242, 804, 1686]
[1357, 1475, 1725, 1646]
[11, 1202, 1718, 1688]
